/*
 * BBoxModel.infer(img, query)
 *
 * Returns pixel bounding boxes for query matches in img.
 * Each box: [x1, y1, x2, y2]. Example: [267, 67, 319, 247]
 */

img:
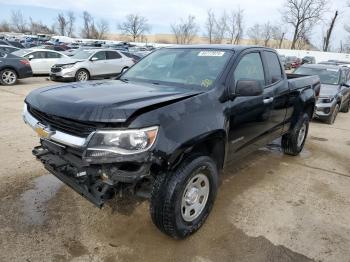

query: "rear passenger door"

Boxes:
[261, 50, 290, 138]
[25, 51, 47, 74]
[106, 51, 123, 74]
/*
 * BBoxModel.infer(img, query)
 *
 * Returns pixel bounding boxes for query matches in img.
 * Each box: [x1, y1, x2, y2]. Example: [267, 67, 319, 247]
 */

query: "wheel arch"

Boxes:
[167, 130, 227, 173]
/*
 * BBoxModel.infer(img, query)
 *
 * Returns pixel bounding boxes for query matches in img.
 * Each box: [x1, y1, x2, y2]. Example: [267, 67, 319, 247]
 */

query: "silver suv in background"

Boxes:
[50, 49, 135, 82]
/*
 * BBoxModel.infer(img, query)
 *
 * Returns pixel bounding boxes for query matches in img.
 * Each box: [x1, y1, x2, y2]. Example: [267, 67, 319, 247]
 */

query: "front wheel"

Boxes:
[0, 69, 17, 85]
[75, 69, 89, 82]
[340, 100, 350, 113]
[282, 113, 309, 156]
[150, 156, 218, 239]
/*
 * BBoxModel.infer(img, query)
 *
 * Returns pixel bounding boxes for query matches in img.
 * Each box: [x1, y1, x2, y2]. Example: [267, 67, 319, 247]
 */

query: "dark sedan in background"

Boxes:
[0, 52, 33, 85]
[294, 64, 350, 124]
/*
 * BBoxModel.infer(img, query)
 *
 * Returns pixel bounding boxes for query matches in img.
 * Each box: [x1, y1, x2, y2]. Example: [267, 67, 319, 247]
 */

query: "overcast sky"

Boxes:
[0, 0, 349, 49]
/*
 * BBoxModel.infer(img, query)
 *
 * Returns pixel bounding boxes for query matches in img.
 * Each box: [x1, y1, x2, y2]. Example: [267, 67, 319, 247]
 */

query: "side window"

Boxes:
[340, 70, 347, 83]
[233, 52, 265, 86]
[25, 51, 46, 59]
[264, 51, 283, 84]
[47, 52, 62, 58]
[92, 51, 106, 60]
[107, 51, 122, 59]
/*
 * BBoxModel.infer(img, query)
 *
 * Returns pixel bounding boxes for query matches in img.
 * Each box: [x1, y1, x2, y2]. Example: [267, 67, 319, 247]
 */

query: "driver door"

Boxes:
[89, 51, 108, 76]
[227, 51, 275, 160]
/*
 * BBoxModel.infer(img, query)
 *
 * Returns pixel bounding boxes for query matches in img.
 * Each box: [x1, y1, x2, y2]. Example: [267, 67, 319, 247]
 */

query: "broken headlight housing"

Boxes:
[84, 126, 158, 158]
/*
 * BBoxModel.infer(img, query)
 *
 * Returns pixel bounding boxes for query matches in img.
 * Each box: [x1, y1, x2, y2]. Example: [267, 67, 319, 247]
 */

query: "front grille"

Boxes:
[51, 67, 62, 73]
[28, 105, 99, 137]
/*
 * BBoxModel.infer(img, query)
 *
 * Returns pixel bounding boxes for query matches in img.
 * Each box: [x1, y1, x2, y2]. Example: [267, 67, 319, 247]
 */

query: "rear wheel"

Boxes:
[282, 113, 309, 156]
[326, 104, 339, 125]
[75, 69, 89, 82]
[0, 69, 17, 85]
[150, 155, 218, 239]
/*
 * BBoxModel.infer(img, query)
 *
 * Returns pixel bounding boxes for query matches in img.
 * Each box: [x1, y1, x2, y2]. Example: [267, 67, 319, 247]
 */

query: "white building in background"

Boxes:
[277, 49, 350, 63]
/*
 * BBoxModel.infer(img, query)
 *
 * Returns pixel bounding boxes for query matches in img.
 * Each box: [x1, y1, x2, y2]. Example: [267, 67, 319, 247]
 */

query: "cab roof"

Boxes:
[165, 44, 272, 52]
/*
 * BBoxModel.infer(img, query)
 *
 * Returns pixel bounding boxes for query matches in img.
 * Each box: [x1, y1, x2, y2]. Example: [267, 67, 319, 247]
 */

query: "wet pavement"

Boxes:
[0, 77, 349, 262]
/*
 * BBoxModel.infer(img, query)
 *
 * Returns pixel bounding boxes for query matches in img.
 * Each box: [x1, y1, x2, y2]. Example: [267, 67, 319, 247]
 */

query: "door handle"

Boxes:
[263, 97, 274, 104]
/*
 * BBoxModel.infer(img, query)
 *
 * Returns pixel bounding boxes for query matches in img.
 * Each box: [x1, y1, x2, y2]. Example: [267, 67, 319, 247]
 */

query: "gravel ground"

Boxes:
[0, 77, 349, 262]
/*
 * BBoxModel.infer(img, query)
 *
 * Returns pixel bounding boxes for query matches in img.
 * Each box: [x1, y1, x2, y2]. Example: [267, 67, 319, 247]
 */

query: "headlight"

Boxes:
[84, 126, 158, 158]
[61, 64, 75, 69]
[318, 97, 334, 103]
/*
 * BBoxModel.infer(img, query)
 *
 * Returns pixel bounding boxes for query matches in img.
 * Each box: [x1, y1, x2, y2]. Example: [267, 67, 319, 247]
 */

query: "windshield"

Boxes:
[121, 48, 233, 89]
[71, 50, 96, 59]
[12, 49, 31, 57]
[294, 67, 340, 85]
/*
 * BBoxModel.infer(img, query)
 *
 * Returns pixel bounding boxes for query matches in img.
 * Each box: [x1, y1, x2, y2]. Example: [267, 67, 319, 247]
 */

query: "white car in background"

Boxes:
[12, 48, 68, 74]
[49, 49, 135, 82]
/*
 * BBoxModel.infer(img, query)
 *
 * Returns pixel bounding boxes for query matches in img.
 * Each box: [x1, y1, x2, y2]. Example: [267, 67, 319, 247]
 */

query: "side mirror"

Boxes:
[234, 80, 263, 97]
[28, 54, 34, 61]
[91, 57, 98, 61]
[341, 82, 350, 88]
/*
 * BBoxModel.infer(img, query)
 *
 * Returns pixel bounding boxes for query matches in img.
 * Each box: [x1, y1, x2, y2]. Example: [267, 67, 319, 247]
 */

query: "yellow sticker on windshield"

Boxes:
[201, 79, 213, 88]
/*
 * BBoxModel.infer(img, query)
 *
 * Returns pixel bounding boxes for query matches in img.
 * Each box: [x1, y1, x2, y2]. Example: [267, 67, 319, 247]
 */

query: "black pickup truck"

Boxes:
[23, 45, 320, 238]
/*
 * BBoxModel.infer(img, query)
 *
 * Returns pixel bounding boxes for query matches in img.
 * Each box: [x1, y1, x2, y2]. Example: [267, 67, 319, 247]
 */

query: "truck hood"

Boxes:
[319, 84, 340, 97]
[25, 80, 202, 123]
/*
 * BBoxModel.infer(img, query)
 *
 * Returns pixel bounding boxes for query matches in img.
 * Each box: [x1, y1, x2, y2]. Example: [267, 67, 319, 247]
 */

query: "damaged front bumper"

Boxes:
[33, 139, 153, 208]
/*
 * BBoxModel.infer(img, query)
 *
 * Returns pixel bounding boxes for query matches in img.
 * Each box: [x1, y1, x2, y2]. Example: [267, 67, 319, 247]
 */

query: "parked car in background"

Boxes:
[0, 40, 24, 49]
[121, 51, 142, 62]
[302, 56, 316, 64]
[294, 64, 350, 124]
[319, 60, 350, 67]
[0, 52, 32, 85]
[286, 56, 301, 69]
[0, 45, 20, 53]
[50, 49, 134, 82]
[12, 49, 68, 74]
[279, 55, 287, 70]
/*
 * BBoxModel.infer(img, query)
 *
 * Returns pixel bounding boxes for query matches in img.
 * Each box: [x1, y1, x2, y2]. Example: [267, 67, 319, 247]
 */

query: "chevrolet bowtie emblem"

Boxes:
[34, 124, 55, 139]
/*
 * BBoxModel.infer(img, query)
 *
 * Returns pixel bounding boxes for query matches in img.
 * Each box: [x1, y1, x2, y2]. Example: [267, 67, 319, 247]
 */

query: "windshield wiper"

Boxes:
[120, 78, 129, 82]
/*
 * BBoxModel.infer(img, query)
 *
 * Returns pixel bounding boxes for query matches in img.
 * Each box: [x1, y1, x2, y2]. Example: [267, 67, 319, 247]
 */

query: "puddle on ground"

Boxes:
[19, 175, 63, 226]
[310, 136, 328, 142]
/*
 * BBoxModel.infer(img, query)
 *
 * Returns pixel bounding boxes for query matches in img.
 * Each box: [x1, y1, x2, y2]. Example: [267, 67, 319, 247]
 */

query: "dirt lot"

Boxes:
[0, 77, 349, 262]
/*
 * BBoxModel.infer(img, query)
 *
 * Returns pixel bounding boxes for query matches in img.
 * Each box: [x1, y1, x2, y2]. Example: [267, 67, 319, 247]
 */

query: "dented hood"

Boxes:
[25, 80, 202, 123]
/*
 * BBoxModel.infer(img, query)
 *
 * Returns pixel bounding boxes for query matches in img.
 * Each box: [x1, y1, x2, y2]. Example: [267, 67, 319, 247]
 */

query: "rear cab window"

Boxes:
[264, 51, 283, 84]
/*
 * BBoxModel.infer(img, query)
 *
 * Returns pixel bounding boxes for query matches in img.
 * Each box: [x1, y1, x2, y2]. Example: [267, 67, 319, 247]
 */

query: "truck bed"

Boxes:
[287, 73, 321, 97]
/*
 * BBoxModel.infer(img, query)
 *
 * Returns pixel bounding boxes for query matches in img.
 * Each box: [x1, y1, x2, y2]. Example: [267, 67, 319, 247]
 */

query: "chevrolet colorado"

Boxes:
[23, 45, 320, 238]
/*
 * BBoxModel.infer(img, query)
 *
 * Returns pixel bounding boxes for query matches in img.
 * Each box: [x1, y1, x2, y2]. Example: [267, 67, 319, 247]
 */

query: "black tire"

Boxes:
[150, 155, 218, 239]
[0, 69, 17, 86]
[325, 104, 339, 125]
[75, 69, 90, 82]
[340, 100, 350, 113]
[282, 113, 309, 156]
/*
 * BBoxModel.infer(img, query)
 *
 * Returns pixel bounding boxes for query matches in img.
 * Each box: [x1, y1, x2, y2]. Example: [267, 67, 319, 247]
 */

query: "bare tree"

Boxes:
[29, 17, 54, 34]
[262, 22, 273, 47]
[0, 21, 10, 32]
[212, 12, 228, 44]
[66, 12, 75, 37]
[11, 10, 27, 33]
[271, 25, 286, 48]
[323, 11, 338, 52]
[227, 11, 237, 44]
[57, 13, 67, 36]
[205, 9, 216, 44]
[81, 11, 94, 38]
[233, 8, 244, 44]
[97, 19, 109, 39]
[118, 14, 150, 42]
[281, 0, 326, 49]
[247, 23, 262, 45]
[171, 15, 199, 44]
